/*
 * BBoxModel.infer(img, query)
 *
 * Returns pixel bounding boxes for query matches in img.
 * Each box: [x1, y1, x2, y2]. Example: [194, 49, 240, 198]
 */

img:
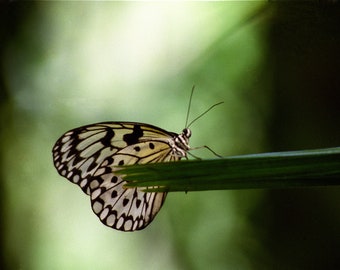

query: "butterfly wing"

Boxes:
[89, 140, 176, 231]
[52, 122, 181, 231]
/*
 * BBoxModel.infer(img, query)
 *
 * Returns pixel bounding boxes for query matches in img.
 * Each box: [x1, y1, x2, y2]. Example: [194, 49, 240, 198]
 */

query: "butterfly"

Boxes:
[52, 87, 222, 232]
[52, 122, 191, 231]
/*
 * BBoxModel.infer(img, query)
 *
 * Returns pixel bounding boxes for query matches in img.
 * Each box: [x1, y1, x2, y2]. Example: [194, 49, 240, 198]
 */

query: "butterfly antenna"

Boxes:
[187, 101, 224, 128]
[185, 85, 195, 128]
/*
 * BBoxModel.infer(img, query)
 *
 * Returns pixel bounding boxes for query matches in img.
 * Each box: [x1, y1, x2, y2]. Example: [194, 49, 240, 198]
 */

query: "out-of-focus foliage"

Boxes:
[1, 2, 339, 270]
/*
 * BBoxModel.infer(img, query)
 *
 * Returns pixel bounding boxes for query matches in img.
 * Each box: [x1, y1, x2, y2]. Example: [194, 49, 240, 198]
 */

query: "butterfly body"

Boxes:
[52, 121, 191, 231]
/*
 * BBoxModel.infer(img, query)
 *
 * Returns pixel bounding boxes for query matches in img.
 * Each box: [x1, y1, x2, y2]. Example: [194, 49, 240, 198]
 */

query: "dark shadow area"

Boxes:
[253, 3, 340, 269]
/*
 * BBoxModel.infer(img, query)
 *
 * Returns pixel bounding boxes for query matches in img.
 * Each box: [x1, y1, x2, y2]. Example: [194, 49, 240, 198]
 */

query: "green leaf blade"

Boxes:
[119, 147, 340, 192]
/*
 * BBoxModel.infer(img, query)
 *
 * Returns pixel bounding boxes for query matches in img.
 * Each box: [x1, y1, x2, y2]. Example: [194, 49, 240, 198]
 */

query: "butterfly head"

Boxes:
[171, 128, 191, 158]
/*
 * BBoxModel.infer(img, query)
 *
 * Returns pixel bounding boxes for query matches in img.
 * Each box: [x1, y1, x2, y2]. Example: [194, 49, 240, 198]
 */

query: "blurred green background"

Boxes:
[1, 2, 340, 270]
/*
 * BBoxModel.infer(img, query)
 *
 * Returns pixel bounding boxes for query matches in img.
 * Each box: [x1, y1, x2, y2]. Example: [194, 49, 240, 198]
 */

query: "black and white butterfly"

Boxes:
[52, 122, 191, 231]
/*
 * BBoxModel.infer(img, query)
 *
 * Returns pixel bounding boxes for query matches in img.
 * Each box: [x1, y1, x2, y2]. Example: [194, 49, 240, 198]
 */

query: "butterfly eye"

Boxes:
[183, 128, 191, 138]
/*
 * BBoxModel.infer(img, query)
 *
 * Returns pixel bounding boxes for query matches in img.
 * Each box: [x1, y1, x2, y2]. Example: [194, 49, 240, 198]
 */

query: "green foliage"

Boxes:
[122, 147, 340, 192]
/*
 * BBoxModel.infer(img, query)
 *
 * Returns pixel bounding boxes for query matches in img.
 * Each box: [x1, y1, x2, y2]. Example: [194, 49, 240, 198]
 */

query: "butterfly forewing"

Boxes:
[52, 122, 189, 231]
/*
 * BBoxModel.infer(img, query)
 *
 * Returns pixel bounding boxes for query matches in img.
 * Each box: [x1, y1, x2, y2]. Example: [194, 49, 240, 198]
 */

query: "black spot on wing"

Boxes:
[101, 127, 115, 147]
[136, 199, 141, 208]
[123, 125, 143, 145]
[123, 198, 129, 206]
[111, 190, 118, 198]
[111, 176, 118, 183]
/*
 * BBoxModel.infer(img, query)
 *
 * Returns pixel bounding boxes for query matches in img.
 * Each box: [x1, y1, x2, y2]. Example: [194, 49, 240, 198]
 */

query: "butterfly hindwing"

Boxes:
[90, 155, 167, 231]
